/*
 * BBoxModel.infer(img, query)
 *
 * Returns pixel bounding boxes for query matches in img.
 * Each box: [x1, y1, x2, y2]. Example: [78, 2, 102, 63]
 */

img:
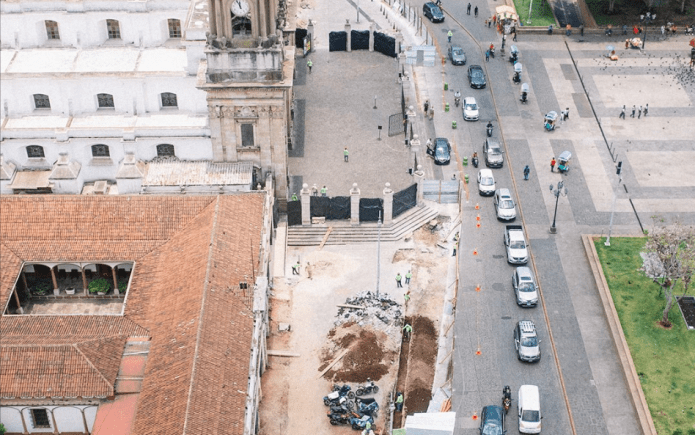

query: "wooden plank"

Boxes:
[337, 304, 364, 309]
[267, 350, 301, 357]
[317, 227, 333, 250]
[316, 347, 350, 379]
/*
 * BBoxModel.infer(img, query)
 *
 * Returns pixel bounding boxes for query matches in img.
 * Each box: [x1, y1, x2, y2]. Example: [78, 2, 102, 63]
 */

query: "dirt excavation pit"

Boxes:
[321, 324, 398, 383]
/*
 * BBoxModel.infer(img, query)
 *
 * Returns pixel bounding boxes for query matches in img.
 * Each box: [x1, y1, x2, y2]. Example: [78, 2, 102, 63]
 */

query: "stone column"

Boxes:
[345, 20, 352, 52]
[50, 267, 59, 294]
[301, 183, 311, 226]
[410, 134, 421, 174]
[350, 183, 361, 226]
[307, 20, 315, 53]
[383, 183, 394, 226]
[112, 267, 120, 296]
[82, 268, 88, 296]
[414, 165, 425, 205]
[396, 33, 404, 55]
[369, 23, 375, 52]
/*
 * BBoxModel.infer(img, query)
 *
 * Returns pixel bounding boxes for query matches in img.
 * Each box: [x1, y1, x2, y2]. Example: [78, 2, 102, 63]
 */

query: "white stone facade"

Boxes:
[0, 404, 98, 434]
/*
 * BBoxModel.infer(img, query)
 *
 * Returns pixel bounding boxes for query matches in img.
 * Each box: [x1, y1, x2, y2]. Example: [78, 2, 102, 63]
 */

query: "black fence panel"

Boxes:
[329, 31, 347, 52]
[295, 28, 307, 48]
[373, 32, 396, 58]
[360, 198, 383, 222]
[351, 30, 370, 50]
[287, 200, 302, 226]
[393, 184, 417, 218]
[310, 196, 331, 217]
[328, 196, 350, 220]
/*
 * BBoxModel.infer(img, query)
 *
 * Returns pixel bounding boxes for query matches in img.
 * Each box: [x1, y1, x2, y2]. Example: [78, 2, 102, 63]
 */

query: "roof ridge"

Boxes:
[72, 339, 120, 396]
[0, 240, 24, 262]
[182, 196, 221, 435]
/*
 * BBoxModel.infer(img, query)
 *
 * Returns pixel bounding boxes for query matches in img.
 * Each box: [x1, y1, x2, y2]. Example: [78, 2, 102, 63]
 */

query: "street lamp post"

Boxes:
[640, 12, 655, 49]
[549, 181, 568, 234]
[605, 161, 623, 247]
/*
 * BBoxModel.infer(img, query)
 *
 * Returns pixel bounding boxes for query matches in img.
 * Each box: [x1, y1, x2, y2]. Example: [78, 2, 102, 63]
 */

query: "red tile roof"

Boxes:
[0, 194, 266, 435]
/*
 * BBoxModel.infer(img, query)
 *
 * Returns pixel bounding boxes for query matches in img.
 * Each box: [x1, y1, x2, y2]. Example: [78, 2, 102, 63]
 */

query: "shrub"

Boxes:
[118, 279, 128, 291]
[33, 280, 51, 295]
[88, 278, 111, 294]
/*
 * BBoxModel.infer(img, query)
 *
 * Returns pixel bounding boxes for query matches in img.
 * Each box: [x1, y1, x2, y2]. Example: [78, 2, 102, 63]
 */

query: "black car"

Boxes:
[426, 138, 451, 165]
[423, 2, 445, 23]
[468, 65, 487, 89]
[479, 405, 506, 435]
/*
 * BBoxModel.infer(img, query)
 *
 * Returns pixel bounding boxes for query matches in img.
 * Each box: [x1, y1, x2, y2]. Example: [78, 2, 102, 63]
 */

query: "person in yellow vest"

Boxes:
[307, 59, 313, 73]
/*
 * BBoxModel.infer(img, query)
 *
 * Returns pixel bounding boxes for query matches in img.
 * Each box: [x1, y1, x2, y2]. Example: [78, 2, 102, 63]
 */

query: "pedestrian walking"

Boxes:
[484, 19, 489, 27]
[513, 30, 517, 41]
[638, 105, 642, 119]
[405, 270, 412, 285]
[424, 100, 429, 113]
[311, 184, 318, 196]
[493, 14, 497, 25]
[404, 290, 411, 305]
[643, 104, 648, 116]
[292, 261, 300, 275]
[523, 165, 530, 180]
[344, 147, 349, 162]
[562, 107, 570, 120]
[447, 30, 453, 42]
[426, 138, 432, 149]
[631, 105, 636, 118]
[395, 392, 404, 411]
[321, 185, 327, 197]
[619, 105, 626, 119]
[474, 6, 478, 17]
[550, 157, 556, 172]
[488, 18, 492, 28]
[467, 3, 471, 14]
[396, 273, 403, 288]
[402, 323, 412, 341]
[307, 59, 313, 73]
[291, 193, 298, 201]
[452, 238, 459, 256]
[579, 24, 584, 36]
[485, 49, 490, 61]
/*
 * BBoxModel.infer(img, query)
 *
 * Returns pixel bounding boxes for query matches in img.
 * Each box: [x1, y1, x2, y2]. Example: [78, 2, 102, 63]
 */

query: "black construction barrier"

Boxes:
[351, 30, 370, 50]
[393, 184, 417, 218]
[287, 200, 302, 226]
[329, 31, 347, 52]
[328, 196, 350, 220]
[310, 196, 330, 218]
[373, 32, 396, 58]
[295, 28, 308, 49]
[359, 198, 384, 222]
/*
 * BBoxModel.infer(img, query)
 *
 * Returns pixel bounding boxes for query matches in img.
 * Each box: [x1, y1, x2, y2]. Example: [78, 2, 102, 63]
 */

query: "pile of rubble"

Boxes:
[335, 291, 403, 332]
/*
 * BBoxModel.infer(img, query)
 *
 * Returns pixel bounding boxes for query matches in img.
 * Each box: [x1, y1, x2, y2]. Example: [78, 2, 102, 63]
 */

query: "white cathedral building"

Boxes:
[1, 0, 295, 204]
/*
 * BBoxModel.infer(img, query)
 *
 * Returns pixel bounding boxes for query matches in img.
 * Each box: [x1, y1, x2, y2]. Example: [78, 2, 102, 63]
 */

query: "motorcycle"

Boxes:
[351, 415, 375, 431]
[486, 122, 493, 137]
[327, 411, 359, 426]
[472, 153, 479, 168]
[502, 385, 512, 415]
[324, 384, 355, 408]
[356, 398, 379, 417]
[356, 379, 379, 396]
[520, 83, 529, 104]
[454, 96, 461, 107]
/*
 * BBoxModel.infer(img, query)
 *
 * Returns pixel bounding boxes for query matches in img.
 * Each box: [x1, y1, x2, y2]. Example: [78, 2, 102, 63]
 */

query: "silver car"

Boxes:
[494, 188, 516, 221]
[448, 45, 466, 65]
[514, 320, 541, 362]
[483, 138, 504, 168]
[512, 266, 538, 307]
[463, 97, 479, 121]
[477, 169, 495, 196]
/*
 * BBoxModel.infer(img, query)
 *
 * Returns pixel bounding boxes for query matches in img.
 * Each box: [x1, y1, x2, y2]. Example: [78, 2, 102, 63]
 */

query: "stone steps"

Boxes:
[287, 205, 439, 246]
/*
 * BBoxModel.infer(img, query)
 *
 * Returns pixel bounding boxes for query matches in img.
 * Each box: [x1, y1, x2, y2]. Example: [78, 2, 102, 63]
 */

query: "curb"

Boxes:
[581, 234, 657, 435]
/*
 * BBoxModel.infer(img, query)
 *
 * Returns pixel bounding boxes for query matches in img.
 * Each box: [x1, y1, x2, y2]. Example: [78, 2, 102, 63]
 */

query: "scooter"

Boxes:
[472, 153, 479, 168]
[454, 96, 461, 107]
[356, 379, 379, 396]
[520, 91, 528, 103]
[486, 122, 493, 137]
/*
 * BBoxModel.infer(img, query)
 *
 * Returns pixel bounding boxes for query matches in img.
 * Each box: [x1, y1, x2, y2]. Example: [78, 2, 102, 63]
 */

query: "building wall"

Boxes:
[0, 405, 98, 434]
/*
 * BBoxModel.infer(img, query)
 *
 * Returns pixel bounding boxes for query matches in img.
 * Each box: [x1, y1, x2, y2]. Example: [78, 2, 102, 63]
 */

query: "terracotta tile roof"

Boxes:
[0, 336, 128, 398]
[0, 244, 23, 309]
[0, 194, 266, 435]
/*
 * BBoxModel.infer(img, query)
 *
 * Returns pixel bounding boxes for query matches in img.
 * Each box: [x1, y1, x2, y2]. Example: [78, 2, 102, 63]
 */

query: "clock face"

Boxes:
[231, 0, 250, 16]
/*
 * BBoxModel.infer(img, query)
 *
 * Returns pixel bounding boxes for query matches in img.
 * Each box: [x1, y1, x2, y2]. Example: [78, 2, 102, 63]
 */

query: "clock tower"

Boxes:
[199, 0, 295, 207]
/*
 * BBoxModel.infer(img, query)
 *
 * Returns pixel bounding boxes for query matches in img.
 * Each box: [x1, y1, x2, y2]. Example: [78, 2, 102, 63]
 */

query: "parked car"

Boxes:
[512, 266, 538, 307]
[504, 225, 528, 264]
[479, 405, 506, 435]
[448, 45, 466, 65]
[477, 169, 495, 196]
[483, 138, 504, 168]
[426, 138, 451, 165]
[494, 189, 516, 221]
[514, 320, 541, 362]
[518, 385, 542, 434]
[467, 65, 487, 89]
[423, 2, 445, 22]
[463, 97, 479, 121]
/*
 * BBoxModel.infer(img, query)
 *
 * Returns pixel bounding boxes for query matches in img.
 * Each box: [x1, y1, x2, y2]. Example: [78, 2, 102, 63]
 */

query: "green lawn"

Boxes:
[594, 237, 695, 435]
[513, 0, 556, 27]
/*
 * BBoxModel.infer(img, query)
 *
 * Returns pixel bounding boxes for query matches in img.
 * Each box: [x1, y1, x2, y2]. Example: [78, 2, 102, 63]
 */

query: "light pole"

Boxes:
[549, 181, 568, 234]
[640, 12, 655, 49]
[376, 211, 382, 297]
[605, 161, 623, 246]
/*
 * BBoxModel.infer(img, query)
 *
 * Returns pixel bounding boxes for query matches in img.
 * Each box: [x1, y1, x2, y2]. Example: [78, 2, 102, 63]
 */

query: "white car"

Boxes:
[494, 188, 516, 220]
[477, 169, 495, 196]
[518, 385, 542, 433]
[463, 97, 479, 121]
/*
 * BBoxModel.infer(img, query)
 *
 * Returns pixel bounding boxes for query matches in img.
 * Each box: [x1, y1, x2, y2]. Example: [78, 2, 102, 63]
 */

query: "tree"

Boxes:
[642, 221, 695, 327]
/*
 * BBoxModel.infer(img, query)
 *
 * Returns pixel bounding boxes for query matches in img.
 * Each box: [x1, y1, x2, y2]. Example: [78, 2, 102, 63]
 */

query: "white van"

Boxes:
[518, 384, 541, 433]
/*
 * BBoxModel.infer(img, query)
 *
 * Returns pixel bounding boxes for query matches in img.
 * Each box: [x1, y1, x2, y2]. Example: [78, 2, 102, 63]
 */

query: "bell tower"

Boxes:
[199, 0, 294, 207]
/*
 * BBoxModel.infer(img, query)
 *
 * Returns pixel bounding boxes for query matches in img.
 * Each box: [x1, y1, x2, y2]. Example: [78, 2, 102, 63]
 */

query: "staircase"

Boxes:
[287, 205, 439, 246]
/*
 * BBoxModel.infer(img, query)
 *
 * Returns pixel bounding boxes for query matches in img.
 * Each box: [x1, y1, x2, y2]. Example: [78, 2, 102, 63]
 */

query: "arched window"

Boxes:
[168, 19, 182, 38]
[231, 15, 252, 37]
[45, 21, 60, 40]
[161, 92, 178, 108]
[26, 145, 45, 158]
[106, 19, 121, 39]
[91, 144, 110, 157]
[157, 144, 176, 157]
[33, 94, 50, 109]
[97, 93, 114, 109]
